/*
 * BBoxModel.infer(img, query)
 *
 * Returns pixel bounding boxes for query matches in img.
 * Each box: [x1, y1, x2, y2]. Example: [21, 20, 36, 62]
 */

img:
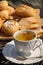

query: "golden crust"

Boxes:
[0, 18, 4, 29]
[21, 17, 39, 24]
[18, 17, 41, 30]
[30, 23, 41, 29]
[15, 4, 37, 17]
[18, 19, 31, 30]
[0, 10, 9, 20]
[0, 1, 8, 11]
[7, 6, 15, 15]
[1, 20, 19, 36]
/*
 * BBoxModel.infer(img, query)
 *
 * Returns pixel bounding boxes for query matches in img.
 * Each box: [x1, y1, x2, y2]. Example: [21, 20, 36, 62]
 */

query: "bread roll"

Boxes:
[7, 6, 15, 15]
[15, 4, 37, 17]
[0, 18, 4, 28]
[30, 23, 41, 29]
[1, 20, 19, 36]
[0, 1, 8, 11]
[0, 10, 9, 20]
[35, 15, 41, 22]
[18, 19, 31, 30]
[30, 14, 41, 29]
[35, 15, 41, 29]
[20, 17, 39, 24]
[18, 17, 41, 30]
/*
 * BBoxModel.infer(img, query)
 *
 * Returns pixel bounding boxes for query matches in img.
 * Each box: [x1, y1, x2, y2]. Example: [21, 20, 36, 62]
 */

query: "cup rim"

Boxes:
[13, 30, 37, 42]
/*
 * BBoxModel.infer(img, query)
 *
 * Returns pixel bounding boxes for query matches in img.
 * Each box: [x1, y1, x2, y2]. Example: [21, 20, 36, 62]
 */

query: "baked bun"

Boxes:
[0, 1, 8, 11]
[7, 6, 15, 15]
[18, 19, 31, 30]
[21, 17, 39, 24]
[1, 20, 19, 36]
[15, 4, 37, 17]
[18, 17, 41, 30]
[30, 23, 41, 29]
[0, 18, 4, 28]
[0, 10, 9, 20]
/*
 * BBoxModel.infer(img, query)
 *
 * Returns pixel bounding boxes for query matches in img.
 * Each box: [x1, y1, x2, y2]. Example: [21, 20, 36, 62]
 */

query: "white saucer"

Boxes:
[2, 40, 43, 64]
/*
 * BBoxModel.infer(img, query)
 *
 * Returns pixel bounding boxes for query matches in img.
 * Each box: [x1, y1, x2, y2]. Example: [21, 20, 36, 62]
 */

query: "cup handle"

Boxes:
[33, 39, 42, 51]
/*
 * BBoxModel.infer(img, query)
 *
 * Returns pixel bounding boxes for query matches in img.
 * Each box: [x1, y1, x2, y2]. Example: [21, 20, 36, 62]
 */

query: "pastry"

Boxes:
[20, 17, 39, 24]
[30, 23, 41, 29]
[1, 20, 19, 36]
[18, 17, 41, 30]
[0, 10, 9, 20]
[0, 1, 8, 11]
[15, 4, 37, 17]
[7, 6, 15, 15]
[18, 19, 31, 30]
[0, 18, 4, 29]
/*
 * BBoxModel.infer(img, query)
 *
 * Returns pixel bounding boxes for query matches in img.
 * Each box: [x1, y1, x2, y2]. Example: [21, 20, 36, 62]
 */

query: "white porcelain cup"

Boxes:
[14, 30, 42, 57]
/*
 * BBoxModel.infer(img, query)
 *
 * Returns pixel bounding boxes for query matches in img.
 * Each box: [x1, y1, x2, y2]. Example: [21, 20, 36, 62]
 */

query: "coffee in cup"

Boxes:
[16, 32, 35, 41]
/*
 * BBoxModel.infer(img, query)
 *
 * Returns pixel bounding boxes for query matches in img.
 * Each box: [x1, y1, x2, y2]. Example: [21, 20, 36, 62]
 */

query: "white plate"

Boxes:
[2, 40, 43, 64]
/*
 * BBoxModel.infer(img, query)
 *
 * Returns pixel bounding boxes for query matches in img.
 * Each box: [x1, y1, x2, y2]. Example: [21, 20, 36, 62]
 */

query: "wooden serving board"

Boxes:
[0, 30, 13, 40]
